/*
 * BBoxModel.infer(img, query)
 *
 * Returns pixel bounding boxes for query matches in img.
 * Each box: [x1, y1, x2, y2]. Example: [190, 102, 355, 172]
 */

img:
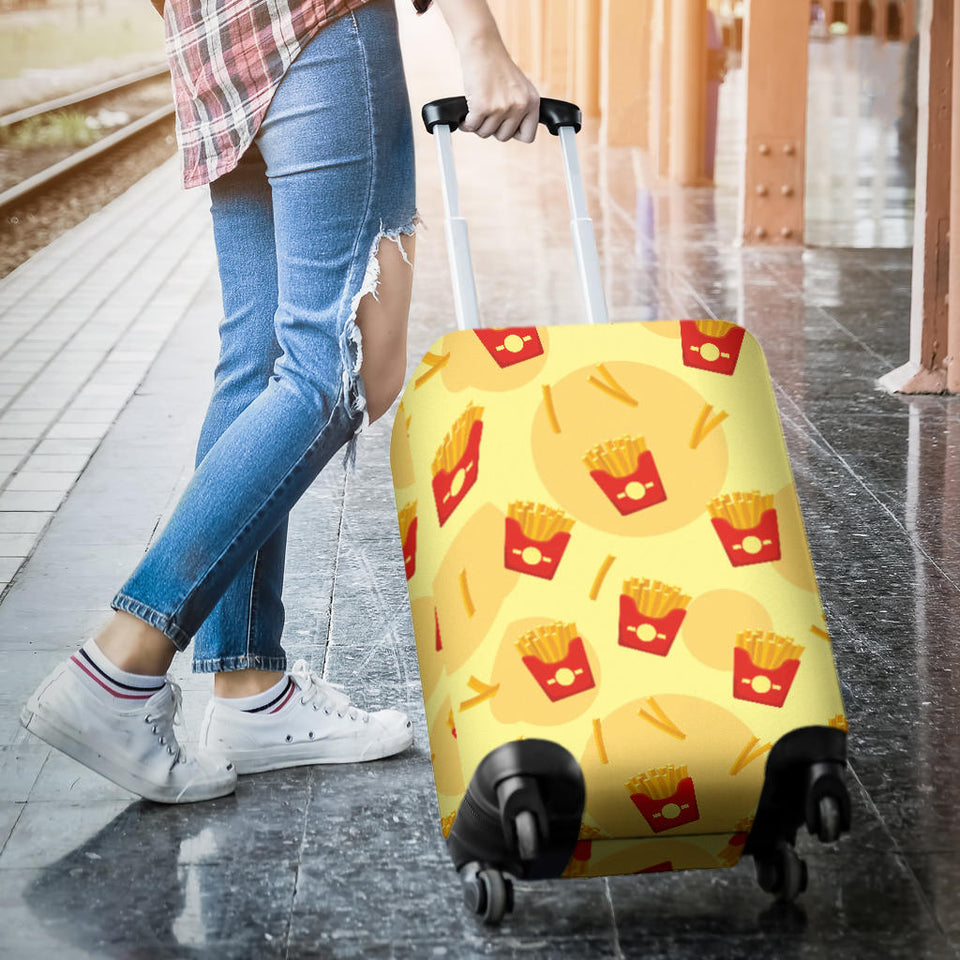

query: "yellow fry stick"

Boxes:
[414, 351, 450, 388]
[459, 676, 500, 711]
[645, 696, 679, 730]
[587, 375, 638, 407]
[637, 697, 686, 741]
[729, 736, 772, 776]
[589, 554, 615, 601]
[595, 363, 633, 396]
[689, 403, 729, 449]
[459, 569, 475, 618]
[592, 719, 609, 764]
[542, 384, 561, 433]
[810, 625, 830, 641]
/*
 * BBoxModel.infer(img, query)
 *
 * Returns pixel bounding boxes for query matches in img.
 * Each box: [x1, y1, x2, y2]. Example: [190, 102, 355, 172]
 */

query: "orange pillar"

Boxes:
[668, 0, 709, 185]
[648, 0, 672, 174]
[513, 2, 533, 75]
[741, 0, 808, 244]
[600, 0, 652, 147]
[564, 0, 578, 101]
[532, 0, 546, 84]
[494, 0, 515, 52]
[880, 0, 954, 393]
[516, 1, 543, 81]
[542, 0, 572, 97]
[948, 0, 960, 392]
[874, 0, 889, 40]
[574, 0, 602, 117]
[902, 0, 916, 41]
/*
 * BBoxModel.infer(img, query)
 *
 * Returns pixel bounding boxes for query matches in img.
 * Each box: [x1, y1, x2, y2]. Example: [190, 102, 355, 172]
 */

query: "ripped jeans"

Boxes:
[110, 0, 417, 672]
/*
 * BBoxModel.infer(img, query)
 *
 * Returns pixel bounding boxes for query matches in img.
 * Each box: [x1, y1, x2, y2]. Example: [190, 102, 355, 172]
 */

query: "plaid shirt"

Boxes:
[163, 0, 431, 189]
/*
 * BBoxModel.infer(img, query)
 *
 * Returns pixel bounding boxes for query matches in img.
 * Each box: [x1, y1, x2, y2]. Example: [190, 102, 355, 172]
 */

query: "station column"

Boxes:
[740, 0, 809, 244]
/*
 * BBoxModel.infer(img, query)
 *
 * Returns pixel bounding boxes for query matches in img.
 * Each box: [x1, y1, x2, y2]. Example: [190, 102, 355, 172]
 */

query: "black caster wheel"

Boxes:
[514, 810, 540, 861]
[755, 842, 808, 904]
[813, 795, 843, 844]
[463, 868, 513, 925]
[478, 869, 511, 925]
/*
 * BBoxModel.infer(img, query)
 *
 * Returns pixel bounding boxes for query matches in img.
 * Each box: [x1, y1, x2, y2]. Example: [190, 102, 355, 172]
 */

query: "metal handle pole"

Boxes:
[435, 124, 482, 330]
[558, 126, 609, 325]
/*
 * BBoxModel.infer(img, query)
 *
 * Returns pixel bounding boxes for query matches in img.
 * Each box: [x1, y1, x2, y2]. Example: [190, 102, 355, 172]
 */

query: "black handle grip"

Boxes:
[422, 96, 582, 136]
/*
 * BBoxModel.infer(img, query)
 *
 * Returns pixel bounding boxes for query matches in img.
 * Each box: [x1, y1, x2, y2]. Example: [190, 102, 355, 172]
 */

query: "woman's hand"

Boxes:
[458, 33, 540, 142]
[433, 0, 540, 142]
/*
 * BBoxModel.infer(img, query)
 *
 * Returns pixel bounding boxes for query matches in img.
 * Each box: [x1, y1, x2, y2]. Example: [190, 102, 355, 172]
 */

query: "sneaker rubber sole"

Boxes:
[209, 724, 415, 775]
[20, 703, 236, 804]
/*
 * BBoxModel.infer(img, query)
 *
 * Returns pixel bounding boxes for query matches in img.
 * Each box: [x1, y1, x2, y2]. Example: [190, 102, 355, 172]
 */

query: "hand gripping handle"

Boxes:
[424, 96, 608, 330]
[422, 96, 582, 136]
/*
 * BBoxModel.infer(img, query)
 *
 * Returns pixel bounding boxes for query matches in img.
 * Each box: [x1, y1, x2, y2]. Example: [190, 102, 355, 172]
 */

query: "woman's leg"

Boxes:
[101, 0, 417, 663]
[193, 142, 289, 688]
[96, 143, 292, 685]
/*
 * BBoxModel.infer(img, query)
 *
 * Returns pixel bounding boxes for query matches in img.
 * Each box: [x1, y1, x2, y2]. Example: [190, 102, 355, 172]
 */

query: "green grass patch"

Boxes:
[1, 108, 100, 148]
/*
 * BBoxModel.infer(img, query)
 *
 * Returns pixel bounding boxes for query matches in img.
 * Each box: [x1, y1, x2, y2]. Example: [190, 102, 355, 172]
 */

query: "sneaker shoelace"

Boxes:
[144, 679, 187, 767]
[289, 660, 369, 723]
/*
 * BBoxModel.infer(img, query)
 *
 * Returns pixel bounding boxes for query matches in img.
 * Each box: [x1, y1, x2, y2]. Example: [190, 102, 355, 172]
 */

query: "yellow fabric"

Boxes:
[392, 320, 846, 877]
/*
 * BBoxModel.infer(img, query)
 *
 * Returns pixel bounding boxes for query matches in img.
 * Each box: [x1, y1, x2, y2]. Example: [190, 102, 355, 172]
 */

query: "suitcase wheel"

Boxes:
[809, 793, 843, 844]
[755, 841, 808, 904]
[514, 809, 541, 862]
[461, 863, 513, 926]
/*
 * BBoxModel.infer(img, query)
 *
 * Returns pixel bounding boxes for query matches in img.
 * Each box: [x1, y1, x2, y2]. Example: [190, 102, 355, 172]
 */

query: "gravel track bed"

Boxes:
[0, 117, 176, 280]
[0, 76, 173, 193]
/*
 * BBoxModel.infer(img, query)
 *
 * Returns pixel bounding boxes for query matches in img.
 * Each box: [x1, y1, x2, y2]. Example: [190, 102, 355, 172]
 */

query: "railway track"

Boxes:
[0, 63, 175, 217]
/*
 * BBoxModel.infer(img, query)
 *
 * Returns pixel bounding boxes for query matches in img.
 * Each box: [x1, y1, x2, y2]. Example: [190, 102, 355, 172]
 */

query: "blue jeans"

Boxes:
[111, 0, 417, 673]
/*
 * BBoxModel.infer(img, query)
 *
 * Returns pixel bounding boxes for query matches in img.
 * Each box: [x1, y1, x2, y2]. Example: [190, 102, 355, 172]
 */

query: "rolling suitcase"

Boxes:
[390, 97, 851, 924]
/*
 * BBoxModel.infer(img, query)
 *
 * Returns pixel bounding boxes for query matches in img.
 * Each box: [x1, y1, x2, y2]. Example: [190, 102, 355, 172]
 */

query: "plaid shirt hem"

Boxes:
[165, 0, 432, 189]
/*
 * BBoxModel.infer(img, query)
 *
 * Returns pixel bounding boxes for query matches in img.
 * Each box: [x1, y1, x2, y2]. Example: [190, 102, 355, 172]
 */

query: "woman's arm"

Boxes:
[431, 0, 540, 142]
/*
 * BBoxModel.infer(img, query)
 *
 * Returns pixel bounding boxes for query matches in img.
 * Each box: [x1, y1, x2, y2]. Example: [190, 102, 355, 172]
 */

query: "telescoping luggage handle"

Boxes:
[422, 96, 609, 330]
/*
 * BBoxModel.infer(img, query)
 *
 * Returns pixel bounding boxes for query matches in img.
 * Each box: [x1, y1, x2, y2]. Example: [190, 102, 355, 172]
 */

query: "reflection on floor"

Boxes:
[0, 26, 957, 960]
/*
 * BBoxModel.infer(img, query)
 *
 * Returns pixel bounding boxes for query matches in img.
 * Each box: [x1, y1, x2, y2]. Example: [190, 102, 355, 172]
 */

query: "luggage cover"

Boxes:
[391, 318, 847, 877]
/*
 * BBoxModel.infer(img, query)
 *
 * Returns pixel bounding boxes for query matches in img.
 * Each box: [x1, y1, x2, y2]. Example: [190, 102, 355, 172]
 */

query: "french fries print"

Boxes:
[561, 825, 607, 878]
[393, 321, 847, 874]
[680, 320, 746, 375]
[618, 578, 691, 656]
[708, 492, 781, 566]
[718, 817, 754, 867]
[504, 501, 574, 579]
[515, 621, 597, 702]
[431, 402, 484, 526]
[474, 327, 545, 367]
[729, 735, 772, 775]
[583, 435, 667, 516]
[625, 765, 701, 833]
[398, 502, 417, 580]
[733, 631, 804, 708]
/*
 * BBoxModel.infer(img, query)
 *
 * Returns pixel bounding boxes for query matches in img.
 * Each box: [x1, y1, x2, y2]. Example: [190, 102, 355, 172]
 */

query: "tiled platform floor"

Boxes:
[0, 15, 956, 960]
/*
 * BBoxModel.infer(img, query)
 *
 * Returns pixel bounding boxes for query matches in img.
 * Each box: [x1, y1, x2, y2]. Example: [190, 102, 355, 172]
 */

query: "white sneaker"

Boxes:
[198, 660, 414, 774]
[21, 659, 237, 804]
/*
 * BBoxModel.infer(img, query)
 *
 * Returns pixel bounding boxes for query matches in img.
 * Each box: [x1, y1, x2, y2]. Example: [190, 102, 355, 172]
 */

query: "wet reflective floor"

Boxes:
[1, 21, 956, 960]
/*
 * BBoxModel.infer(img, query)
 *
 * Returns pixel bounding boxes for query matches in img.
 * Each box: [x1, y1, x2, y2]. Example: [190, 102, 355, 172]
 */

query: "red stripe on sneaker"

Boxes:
[269, 682, 297, 714]
[71, 656, 154, 700]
